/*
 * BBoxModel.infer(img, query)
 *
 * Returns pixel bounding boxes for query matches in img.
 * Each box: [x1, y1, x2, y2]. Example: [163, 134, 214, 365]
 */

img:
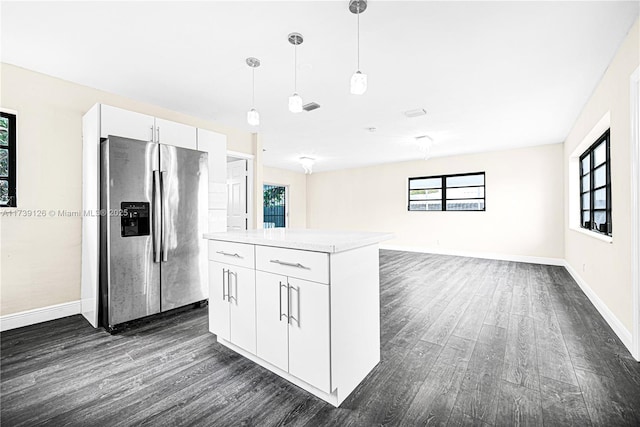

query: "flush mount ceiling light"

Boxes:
[288, 32, 304, 113]
[246, 57, 260, 126]
[299, 156, 315, 174]
[349, 0, 368, 95]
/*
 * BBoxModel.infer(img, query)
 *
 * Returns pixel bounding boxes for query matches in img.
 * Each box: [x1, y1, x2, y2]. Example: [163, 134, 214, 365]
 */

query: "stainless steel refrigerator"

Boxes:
[99, 135, 208, 330]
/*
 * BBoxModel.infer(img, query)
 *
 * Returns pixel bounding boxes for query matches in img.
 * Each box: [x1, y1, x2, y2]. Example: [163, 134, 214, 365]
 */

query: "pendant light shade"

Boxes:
[350, 71, 367, 95]
[349, 0, 368, 95]
[247, 108, 259, 126]
[246, 57, 260, 126]
[288, 93, 303, 113]
[288, 32, 304, 113]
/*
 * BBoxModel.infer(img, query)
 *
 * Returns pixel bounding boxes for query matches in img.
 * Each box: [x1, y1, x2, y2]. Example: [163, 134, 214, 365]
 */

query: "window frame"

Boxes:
[408, 171, 486, 212]
[0, 111, 17, 208]
[579, 129, 611, 236]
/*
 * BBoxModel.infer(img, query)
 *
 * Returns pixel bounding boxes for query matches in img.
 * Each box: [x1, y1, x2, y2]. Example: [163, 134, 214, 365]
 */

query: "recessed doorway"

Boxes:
[263, 184, 288, 228]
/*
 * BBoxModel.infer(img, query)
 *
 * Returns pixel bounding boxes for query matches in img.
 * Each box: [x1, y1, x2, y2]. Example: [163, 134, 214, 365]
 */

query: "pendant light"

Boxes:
[288, 32, 304, 113]
[349, 0, 368, 95]
[246, 57, 260, 126]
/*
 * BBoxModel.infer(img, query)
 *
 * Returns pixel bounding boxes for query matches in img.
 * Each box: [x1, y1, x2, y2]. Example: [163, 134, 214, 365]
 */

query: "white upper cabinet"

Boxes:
[155, 117, 197, 149]
[100, 105, 154, 141]
[100, 104, 197, 149]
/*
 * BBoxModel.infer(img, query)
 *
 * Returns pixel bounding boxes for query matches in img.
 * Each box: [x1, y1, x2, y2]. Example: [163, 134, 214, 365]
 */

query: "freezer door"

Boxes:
[160, 144, 208, 310]
[102, 137, 161, 326]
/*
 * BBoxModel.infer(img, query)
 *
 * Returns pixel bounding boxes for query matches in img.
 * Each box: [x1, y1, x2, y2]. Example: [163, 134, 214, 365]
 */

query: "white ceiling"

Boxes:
[1, 1, 638, 172]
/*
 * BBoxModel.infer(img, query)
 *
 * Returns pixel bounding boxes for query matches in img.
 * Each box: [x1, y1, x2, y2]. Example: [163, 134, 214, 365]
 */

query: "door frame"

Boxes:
[227, 150, 254, 230]
[263, 182, 289, 228]
[630, 66, 640, 361]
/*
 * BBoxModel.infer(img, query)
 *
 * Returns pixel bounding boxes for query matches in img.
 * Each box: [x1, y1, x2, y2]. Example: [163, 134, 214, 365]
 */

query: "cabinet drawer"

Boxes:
[208, 241, 255, 269]
[255, 246, 329, 284]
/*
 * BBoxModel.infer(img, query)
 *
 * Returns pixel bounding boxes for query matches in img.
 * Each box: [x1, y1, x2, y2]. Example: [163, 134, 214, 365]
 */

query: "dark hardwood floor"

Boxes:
[2, 250, 640, 426]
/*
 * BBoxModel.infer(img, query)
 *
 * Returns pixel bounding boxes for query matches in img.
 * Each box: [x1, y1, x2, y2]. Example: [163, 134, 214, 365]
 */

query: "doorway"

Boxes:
[226, 153, 253, 231]
[263, 184, 288, 228]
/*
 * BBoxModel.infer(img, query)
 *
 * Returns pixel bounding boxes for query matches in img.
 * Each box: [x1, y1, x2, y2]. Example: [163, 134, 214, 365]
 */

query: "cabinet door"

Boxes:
[101, 104, 155, 141]
[197, 128, 228, 231]
[197, 128, 227, 185]
[156, 118, 197, 149]
[209, 261, 230, 341]
[288, 277, 331, 393]
[255, 271, 289, 372]
[229, 265, 256, 354]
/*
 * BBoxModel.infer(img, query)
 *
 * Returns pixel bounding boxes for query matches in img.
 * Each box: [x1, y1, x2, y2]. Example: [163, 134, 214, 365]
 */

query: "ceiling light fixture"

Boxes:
[288, 32, 304, 113]
[416, 135, 434, 160]
[246, 57, 260, 126]
[299, 156, 315, 174]
[349, 0, 368, 95]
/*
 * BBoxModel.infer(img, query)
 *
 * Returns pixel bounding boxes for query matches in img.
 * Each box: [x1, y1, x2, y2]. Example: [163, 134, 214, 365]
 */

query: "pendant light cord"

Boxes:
[357, 7, 360, 71]
[294, 42, 298, 93]
[251, 67, 255, 107]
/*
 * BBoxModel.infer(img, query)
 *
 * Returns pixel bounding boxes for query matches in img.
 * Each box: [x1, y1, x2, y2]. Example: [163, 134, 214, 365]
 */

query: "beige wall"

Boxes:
[307, 143, 564, 260]
[0, 63, 254, 315]
[263, 166, 307, 229]
[563, 19, 639, 332]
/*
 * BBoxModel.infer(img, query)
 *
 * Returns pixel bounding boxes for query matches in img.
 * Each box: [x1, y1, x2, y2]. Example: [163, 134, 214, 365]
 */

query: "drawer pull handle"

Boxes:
[270, 259, 309, 269]
[216, 251, 241, 258]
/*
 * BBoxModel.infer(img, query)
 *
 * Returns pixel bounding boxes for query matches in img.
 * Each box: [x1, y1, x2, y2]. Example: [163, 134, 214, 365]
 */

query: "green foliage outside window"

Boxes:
[264, 186, 285, 207]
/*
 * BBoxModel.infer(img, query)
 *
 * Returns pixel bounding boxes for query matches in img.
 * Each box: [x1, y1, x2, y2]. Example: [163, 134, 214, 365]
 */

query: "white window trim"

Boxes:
[568, 111, 612, 242]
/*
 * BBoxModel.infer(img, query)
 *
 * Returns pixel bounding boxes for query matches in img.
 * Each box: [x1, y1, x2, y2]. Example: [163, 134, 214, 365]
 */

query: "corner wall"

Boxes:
[563, 19, 639, 338]
[0, 63, 255, 316]
[306, 143, 564, 262]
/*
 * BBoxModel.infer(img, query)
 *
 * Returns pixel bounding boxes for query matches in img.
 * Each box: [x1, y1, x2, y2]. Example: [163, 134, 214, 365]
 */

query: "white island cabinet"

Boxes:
[204, 229, 393, 407]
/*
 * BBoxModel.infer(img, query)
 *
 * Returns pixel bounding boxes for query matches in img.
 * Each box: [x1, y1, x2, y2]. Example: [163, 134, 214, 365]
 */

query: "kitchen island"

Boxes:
[203, 229, 393, 406]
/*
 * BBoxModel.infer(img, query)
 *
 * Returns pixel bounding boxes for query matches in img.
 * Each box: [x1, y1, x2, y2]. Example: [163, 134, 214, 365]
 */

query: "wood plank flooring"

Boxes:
[2, 250, 640, 426]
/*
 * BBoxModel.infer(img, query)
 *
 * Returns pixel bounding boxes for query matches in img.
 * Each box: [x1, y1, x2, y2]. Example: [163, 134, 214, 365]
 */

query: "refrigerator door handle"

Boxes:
[161, 171, 168, 262]
[152, 170, 161, 263]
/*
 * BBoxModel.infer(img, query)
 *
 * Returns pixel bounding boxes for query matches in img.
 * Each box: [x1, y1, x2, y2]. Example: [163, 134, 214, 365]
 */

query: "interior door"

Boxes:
[227, 159, 248, 230]
[256, 271, 289, 371]
[209, 261, 230, 340]
[228, 265, 257, 354]
[160, 144, 209, 311]
[287, 277, 331, 393]
[102, 137, 160, 326]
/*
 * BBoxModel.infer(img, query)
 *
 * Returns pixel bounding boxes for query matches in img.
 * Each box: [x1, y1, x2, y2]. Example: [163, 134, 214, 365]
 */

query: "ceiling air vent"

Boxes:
[303, 102, 321, 112]
[403, 108, 427, 118]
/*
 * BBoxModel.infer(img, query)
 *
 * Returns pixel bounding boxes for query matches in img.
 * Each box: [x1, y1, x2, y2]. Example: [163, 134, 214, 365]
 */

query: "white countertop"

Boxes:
[203, 229, 394, 253]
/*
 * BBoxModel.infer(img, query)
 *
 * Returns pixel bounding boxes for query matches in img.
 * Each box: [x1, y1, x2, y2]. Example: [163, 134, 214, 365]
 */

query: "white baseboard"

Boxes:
[0, 300, 81, 332]
[563, 262, 634, 353]
[379, 244, 565, 266]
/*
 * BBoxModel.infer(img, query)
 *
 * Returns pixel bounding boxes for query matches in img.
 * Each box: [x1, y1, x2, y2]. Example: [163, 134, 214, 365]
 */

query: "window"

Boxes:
[0, 111, 17, 207]
[263, 184, 287, 228]
[408, 172, 485, 211]
[579, 129, 611, 236]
